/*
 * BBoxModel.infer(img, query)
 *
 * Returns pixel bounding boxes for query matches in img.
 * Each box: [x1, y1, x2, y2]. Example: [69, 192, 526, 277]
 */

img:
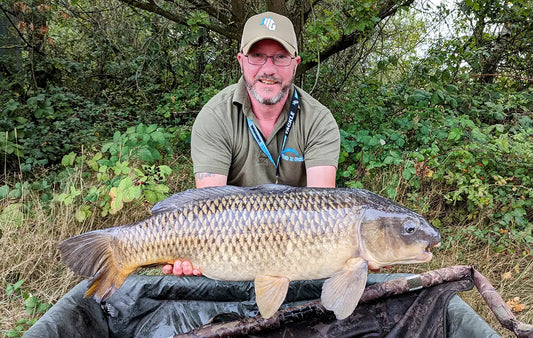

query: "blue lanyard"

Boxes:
[247, 90, 299, 183]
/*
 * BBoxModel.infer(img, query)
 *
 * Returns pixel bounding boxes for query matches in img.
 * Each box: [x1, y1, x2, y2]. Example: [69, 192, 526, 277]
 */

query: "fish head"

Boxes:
[358, 209, 441, 270]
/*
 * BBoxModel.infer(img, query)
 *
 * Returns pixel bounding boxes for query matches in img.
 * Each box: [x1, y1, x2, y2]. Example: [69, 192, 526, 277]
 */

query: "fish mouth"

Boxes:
[419, 242, 440, 262]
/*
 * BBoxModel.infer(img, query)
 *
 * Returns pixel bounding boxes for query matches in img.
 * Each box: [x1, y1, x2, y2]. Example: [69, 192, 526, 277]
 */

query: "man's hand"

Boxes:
[162, 260, 202, 277]
[369, 266, 392, 273]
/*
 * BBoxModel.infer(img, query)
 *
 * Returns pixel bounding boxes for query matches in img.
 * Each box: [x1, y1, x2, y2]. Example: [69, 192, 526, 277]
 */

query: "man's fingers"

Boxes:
[182, 260, 193, 275]
[172, 260, 184, 276]
[166, 259, 200, 277]
[162, 264, 173, 275]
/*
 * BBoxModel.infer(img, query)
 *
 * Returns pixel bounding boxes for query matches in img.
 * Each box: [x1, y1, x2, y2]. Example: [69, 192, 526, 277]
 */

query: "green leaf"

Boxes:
[113, 131, 122, 142]
[149, 148, 162, 161]
[118, 177, 134, 190]
[122, 185, 141, 203]
[386, 187, 397, 199]
[402, 165, 416, 181]
[5, 99, 20, 112]
[447, 128, 463, 141]
[75, 205, 92, 223]
[138, 147, 154, 162]
[34, 105, 55, 118]
[24, 296, 38, 313]
[13, 279, 25, 290]
[37, 302, 52, 314]
[61, 152, 77, 167]
[159, 165, 172, 176]
[146, 124, 158, 133]
[1, 203, 24, 228]
[151, 131, 166, 144]
[152, 184, 169, 194]
[26, 93, 46, 107]
[87, 152, 102, 171]
[7, 188, 22, 199]
[113, 161, 130, 175]
[144, 190, 158, 203]
[0, 185, 9, 200]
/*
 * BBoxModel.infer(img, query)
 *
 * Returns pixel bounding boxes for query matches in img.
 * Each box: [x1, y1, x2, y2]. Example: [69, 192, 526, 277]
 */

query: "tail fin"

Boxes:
[58, 229, 130, 302]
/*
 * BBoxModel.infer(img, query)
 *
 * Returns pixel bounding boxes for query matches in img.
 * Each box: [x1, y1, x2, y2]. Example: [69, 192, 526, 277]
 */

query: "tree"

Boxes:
[456, 0, 533, 86]
[117, 0, 416, 76]
[0, 3, 22, 82]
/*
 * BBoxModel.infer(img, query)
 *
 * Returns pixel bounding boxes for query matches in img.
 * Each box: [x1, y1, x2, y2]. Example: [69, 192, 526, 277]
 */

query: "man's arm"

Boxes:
[306, 165, 337, 188]
[195, 172, 228, 188]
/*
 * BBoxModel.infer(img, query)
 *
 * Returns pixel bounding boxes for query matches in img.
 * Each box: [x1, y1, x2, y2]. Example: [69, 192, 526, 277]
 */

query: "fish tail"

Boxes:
[58, 229, 130, 302]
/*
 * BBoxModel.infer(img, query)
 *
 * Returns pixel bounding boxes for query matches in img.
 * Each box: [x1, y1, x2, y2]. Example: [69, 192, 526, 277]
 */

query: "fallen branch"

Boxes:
[175, 265, 533, 338]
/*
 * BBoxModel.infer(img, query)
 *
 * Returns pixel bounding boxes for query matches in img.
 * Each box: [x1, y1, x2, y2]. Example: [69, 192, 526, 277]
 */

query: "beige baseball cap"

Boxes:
[240, 12, 298, 56]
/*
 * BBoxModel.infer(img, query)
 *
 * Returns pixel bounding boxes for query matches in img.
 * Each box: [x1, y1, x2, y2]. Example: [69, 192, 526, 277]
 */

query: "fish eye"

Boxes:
[405, 222, 417, 234]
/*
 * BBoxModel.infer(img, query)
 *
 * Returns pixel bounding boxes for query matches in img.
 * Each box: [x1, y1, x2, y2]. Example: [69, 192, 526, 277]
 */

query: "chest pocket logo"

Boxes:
[281, 148, 304, 162]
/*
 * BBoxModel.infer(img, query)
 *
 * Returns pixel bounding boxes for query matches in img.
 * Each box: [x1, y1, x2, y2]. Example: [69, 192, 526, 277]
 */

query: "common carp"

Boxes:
[59, 184, 441, 319]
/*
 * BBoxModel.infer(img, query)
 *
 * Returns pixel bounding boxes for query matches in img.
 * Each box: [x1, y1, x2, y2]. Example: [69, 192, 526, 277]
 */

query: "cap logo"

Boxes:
[260, 17, 276, 31]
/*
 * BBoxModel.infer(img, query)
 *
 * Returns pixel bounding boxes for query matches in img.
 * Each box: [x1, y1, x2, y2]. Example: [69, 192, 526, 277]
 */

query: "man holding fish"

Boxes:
[37, 11, 498, 337]
[163, 11, 341, 277]
[58, 11, 441, 322]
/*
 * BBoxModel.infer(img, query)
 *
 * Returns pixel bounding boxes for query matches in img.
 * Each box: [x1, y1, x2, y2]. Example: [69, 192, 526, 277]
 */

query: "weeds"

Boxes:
[0, 146, 193, 335]
[2, 279, 52, 337]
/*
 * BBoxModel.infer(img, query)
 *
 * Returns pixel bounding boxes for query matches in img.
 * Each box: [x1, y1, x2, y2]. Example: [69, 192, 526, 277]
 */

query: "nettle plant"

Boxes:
[56, 124, 174, 221]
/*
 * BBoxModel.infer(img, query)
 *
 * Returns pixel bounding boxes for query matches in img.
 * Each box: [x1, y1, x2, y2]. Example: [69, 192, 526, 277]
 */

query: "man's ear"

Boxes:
[237, 54, 245, 75]
[293, 56, 301, 76]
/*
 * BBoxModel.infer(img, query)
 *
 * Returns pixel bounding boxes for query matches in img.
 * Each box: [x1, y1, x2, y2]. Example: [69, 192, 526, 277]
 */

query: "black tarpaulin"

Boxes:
[24, 270, 503, 338]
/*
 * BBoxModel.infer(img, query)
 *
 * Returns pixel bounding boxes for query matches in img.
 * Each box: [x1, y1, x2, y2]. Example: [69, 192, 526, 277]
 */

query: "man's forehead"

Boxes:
[248, 39, 289, 53]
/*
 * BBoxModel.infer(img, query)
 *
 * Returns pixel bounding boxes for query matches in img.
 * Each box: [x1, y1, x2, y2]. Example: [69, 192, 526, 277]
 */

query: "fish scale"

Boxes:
[59, 184, 440, 319]
[117, 192, 345, 279]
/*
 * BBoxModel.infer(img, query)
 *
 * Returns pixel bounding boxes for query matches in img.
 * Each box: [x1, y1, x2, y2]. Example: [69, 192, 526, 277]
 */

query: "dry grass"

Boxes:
[392, 242, 533, 338]
[0, 166, 531, 337]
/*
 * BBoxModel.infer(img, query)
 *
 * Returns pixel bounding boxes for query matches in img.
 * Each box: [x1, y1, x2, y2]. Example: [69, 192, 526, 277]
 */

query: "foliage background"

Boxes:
[0, 0, 531, 336]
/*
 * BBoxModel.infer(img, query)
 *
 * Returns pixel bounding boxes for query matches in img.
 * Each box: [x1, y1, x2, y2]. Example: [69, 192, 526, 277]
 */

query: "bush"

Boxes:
[335, 81, 533, 248]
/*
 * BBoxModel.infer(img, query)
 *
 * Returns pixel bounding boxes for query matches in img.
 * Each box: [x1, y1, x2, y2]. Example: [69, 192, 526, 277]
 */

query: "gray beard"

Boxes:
[243, 73, 292, 105]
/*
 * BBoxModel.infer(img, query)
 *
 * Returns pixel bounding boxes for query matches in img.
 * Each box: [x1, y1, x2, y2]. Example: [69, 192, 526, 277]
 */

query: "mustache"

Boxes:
[256, 75, 281, 82]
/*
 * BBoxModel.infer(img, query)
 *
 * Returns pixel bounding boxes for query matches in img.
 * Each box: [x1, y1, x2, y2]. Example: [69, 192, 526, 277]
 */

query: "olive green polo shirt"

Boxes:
[191, 78, 340, 187]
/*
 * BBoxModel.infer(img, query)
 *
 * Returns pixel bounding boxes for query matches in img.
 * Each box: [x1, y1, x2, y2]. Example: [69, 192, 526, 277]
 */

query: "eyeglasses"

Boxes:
[244, 53, 295, 66]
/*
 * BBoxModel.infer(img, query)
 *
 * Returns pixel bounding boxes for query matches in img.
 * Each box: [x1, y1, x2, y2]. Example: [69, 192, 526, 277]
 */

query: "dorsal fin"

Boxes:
[150, 184, 296, 214]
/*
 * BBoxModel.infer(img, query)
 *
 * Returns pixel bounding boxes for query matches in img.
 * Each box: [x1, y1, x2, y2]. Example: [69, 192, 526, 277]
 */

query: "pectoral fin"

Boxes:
[254, 275, 290, 318]
[321, 257, 368, 320]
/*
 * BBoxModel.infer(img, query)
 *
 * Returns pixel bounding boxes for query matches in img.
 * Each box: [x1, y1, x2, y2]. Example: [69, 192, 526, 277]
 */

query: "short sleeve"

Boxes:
[303, 109, 340, 168]
[191, 106, 232, 175]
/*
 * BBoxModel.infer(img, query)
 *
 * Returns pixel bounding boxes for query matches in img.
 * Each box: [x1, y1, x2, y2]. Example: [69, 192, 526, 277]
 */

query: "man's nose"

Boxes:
[261, 56, 277, 72]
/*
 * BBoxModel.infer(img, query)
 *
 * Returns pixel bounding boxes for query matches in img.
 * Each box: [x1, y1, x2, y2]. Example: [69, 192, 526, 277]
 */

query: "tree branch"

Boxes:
[119, 0, 240, 40]
[297, 0, 415, 76]
[117, 0, 416, 77]
[0, 3, 45, 56]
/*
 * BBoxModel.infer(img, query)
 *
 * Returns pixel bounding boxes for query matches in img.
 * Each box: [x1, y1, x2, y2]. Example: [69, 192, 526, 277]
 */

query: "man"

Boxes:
[163, 11, 340, 276]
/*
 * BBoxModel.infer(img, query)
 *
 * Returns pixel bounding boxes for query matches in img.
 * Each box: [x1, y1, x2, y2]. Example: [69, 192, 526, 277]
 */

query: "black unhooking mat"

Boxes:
[24, 271, 501, 338]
